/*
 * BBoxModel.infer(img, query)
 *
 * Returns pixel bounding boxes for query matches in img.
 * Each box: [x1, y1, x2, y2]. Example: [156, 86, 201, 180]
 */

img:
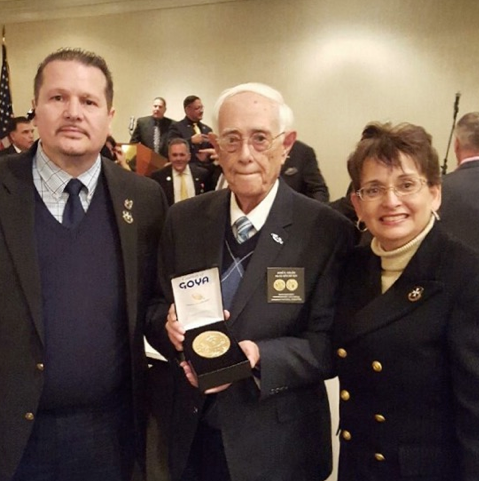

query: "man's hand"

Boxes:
[165, 303, 185, 351]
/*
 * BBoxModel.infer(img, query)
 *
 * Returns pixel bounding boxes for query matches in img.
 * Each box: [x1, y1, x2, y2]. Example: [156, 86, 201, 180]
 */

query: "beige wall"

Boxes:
[4, 0, 479, 199]
[3, 1, 478, 479]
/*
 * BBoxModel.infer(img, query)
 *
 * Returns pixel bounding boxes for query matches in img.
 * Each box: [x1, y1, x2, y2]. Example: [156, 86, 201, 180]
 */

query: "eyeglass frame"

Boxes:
[355, 177, 429, 201]
[216, 131, 285, 153]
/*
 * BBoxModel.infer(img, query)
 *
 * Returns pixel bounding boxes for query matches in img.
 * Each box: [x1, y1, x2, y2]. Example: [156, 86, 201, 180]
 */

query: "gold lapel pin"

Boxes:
[408, 286, 424, 302]
[124, 199, 133, 210]
[122, 210, 134, 224]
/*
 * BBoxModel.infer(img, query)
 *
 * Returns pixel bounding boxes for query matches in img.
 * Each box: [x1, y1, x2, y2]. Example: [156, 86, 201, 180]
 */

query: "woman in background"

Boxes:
[334, 122, 479, 481]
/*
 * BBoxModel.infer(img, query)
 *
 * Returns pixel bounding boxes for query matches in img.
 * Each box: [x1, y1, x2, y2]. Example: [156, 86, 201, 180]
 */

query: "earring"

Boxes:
[355, 219, 368, 232]
[432, 210, 440, 221]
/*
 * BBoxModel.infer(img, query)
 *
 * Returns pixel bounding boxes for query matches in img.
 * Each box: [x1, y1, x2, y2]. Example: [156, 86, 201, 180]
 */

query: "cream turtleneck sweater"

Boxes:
[370, 215, 435, 293]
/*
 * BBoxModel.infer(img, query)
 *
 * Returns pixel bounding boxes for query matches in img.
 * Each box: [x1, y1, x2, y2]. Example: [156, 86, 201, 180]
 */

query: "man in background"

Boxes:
[280, 139, 329, 202]
[130, 96, 173, 156]
[150, 138, 210, 206]
[0, 48, 167, 481]
[0, 116, 35, 156]
[167, 95, 213, 166]
[440, 111, 479, 252]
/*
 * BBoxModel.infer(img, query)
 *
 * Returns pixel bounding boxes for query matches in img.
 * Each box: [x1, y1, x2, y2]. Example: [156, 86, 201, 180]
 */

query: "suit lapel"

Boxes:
[229, 182, 293, 325]
[339, 226, 445, 344]
[102, 161, 138, 337]
[200, 190, 229, 268]
[164, 165, 174, 205]
[0, 153, 44, 341]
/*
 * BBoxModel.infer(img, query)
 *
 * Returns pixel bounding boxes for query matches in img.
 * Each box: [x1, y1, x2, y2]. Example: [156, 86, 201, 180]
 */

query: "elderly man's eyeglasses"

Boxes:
[356, 177, 428, 201]
[217, 132, 285, 153]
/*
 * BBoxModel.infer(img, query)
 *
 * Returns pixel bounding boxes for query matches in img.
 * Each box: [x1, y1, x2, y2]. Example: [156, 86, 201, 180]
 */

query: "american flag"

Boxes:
[0, 41, 14, 146]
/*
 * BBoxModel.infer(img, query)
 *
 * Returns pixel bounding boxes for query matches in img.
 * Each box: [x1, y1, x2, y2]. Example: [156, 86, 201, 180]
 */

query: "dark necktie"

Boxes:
[63, 179, 85, 229]
[153, 120, 161, 153]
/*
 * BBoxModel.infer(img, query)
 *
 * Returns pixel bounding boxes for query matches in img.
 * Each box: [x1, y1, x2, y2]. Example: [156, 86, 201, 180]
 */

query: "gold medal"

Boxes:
[192, 330, 231, 359]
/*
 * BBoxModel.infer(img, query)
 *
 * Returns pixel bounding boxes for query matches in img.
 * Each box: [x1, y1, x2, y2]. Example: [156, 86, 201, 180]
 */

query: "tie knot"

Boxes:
[64, 178, 84, 196]
[234, 216, 255, 244]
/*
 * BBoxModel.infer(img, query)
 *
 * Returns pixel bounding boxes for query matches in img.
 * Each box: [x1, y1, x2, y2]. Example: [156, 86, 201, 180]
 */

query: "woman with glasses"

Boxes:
[333, 122, 479, 481]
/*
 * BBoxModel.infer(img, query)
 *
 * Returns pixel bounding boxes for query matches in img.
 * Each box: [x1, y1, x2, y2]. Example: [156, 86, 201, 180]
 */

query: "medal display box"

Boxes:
[172, 267, 251, 392]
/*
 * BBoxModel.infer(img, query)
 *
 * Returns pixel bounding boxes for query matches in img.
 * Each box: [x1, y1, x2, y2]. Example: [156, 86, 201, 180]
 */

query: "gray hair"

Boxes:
[455, 112, 479, 151]
[212, 82, 294, 132]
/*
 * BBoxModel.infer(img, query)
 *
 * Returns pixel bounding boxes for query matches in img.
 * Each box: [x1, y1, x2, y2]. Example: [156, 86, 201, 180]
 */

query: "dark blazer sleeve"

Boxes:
[129, 117, 146, 144]
[281, 141, 330, 202]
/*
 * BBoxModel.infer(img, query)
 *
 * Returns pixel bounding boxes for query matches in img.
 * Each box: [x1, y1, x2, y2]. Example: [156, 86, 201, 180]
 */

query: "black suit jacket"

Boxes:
[0, 144, 168, 481]
[167, 117, 213, 165]
[150, 163, 210, 207]
[149, 181, 355, 481]
[130, 116, 173, 156]
[0, 144, 17, 157]
[440, 159, 479, 252]
[281, 140, 330, 202]
[334, 225, 479, 481]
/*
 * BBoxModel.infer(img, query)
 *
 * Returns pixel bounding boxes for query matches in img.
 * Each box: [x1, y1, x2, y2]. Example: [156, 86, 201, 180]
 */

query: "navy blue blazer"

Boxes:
[0, 143, 168, 480]
[149, 180, 355, 481]
[150, 163, 211, 206]
[334, 225, 479, 481]
[167, 117, 213, 165]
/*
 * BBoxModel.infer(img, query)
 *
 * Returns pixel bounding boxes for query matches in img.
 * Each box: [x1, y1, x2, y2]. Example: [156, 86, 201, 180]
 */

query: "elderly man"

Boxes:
[167, 95, 213, 166]
[150, 138, 211, 206]
[130, 96, 173, 156]
[440, 112, 479, 252]
[0, 48, 167, 481]
[0, 116, 35, 156]
[151, 83, 355, 481]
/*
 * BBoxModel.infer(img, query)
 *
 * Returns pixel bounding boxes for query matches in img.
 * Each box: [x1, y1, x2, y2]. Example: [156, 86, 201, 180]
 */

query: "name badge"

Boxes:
[267, 267, 305, 303]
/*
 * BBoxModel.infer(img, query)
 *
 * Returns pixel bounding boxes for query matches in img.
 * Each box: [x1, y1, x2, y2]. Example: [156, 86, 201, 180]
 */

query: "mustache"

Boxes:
[56, 124, 89, 136]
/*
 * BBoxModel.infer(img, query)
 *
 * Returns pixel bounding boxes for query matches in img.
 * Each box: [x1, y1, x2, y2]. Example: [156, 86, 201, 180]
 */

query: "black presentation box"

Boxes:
[172, 267, 251, 392]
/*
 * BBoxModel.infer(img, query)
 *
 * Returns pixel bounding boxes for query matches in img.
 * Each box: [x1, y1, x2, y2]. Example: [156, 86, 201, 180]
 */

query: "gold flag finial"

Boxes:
[2, 26, 5, 45]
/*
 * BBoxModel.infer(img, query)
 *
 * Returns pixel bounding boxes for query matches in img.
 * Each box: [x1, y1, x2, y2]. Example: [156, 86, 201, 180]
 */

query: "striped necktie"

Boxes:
[234, 216, 255, 244]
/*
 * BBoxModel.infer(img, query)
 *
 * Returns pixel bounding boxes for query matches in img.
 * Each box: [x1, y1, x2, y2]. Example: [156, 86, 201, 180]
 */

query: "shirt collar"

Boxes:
[34, 141, 102, 199]
[230, 179, 279, 231]
[172, 165, 191, 177]
[458, 156, 479, 168]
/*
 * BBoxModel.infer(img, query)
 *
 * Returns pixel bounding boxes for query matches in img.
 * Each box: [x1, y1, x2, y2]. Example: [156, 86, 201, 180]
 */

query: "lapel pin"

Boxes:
[124, 199, 133, 210]
[408, 286, 424, 302]
[271, 233, 283, 245]
[166, 176, 172, 182]
[122, 210, 134, 224]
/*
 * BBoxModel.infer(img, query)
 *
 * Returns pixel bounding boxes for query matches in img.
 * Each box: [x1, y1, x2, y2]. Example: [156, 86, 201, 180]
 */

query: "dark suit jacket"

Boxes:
[0, 144, 17, 157]
[0, 144, 168, 481]
[149, 181, 355, 481]
[333, 225, 479, 481]
[150, 163, 210, 207]
[130, 116, 173, 156]
[440, 159, 479, 252]
[167, 117, 213, 165]
[281, 140, 330, 202]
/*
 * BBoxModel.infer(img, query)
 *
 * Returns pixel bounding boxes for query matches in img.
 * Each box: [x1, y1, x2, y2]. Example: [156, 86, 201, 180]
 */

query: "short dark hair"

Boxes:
[8, 116, 31, 134]
[153, 97, 166, 107]
[34, 48, 114, 110]
[347, 122, 441, 190]
[168, 137, 190, 153]
[183, 95, 200, 110]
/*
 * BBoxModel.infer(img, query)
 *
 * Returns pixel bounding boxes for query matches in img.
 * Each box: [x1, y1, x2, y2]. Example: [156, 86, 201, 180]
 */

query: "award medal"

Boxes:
[193, 330, 231, 359]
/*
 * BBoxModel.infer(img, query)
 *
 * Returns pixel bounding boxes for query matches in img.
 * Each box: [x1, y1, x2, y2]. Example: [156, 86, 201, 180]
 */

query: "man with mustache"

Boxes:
[0, 48, 167, 481]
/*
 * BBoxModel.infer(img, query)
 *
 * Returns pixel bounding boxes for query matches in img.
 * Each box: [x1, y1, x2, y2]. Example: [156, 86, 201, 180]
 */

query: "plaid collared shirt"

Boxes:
[32, 142, 102, 223]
